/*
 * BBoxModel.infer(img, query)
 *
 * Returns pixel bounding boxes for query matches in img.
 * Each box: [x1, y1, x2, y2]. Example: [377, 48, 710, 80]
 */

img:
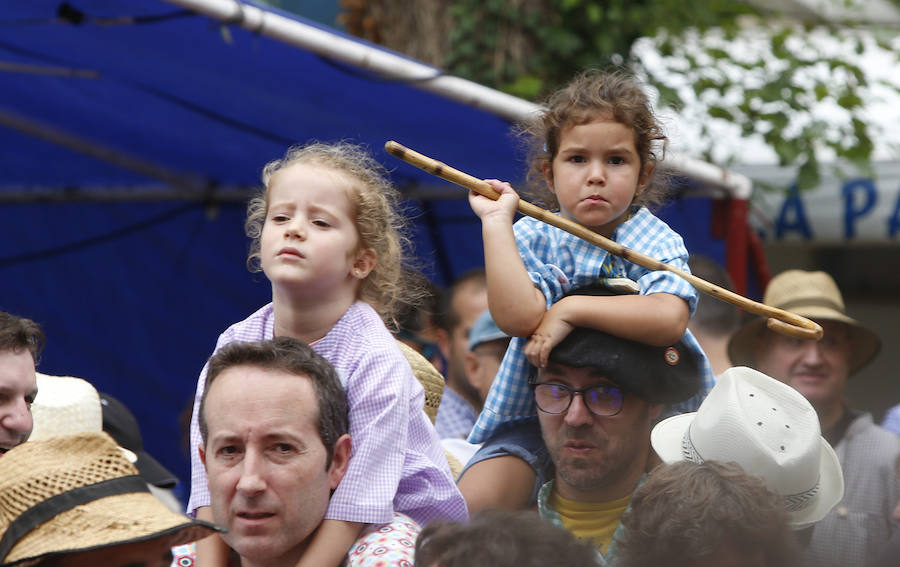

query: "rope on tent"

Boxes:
[0, 202, 203, 268]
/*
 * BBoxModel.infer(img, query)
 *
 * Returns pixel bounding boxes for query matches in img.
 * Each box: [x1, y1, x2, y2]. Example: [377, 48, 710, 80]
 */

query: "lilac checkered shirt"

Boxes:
[188, 302, 468, 525]
[468, 207, 715, 444]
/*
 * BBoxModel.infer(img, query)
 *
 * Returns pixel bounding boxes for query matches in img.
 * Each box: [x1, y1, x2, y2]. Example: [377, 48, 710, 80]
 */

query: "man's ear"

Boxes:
[434, 327, 450, 364]
[198, 444, 207, 469]
[542, 160, 555, 194]
[464, 351, 481, 394]
[464, 350, 479, 381]
[328, 434, 352, 490]
[351, 248, 376, 280]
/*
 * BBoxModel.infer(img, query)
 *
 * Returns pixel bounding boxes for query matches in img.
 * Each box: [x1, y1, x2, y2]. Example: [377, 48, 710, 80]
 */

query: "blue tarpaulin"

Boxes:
[0, 0, 731, 499]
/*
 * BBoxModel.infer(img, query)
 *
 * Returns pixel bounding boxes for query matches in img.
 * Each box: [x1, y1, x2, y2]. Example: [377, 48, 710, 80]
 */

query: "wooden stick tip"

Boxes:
[766, 318, 823, 341]
[384, 140, 405, 156]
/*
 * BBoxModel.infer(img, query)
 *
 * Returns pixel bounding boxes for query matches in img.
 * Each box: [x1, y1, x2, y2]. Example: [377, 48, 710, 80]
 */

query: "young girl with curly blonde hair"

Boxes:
[187, 141, 466, 567]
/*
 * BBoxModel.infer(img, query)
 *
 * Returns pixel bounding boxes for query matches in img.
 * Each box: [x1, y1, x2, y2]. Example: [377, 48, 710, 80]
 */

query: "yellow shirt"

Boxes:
[549, 489, 631, 553]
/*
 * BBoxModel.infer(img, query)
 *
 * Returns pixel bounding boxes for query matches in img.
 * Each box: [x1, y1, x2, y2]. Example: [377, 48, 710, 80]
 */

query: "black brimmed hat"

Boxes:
[100, 393, 178, 489]
[545, 283, 702, 404]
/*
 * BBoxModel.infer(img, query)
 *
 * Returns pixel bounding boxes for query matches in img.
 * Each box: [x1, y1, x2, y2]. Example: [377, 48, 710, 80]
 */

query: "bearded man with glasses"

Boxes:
[533, 324, 701, 565]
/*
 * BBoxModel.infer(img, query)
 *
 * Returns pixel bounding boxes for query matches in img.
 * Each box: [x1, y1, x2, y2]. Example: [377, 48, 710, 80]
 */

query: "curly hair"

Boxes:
[245, 141, 419, 325]
[0, 311, 44, 364]
[617, 461, 801, 567]
[518, 68, 669, 211]
[415, 509, 599, 567]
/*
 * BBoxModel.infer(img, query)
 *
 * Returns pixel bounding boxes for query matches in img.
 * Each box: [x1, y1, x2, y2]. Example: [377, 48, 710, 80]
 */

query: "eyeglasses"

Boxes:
[533, 382, 625, 417]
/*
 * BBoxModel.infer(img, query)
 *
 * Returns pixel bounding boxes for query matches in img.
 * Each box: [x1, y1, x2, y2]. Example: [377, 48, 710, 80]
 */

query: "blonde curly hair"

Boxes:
[519, 68, 670, 212]
[245, 141, 417, 324]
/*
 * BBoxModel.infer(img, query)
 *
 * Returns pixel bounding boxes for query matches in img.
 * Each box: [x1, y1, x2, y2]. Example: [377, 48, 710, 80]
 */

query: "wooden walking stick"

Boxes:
[386, 140, 822, 341]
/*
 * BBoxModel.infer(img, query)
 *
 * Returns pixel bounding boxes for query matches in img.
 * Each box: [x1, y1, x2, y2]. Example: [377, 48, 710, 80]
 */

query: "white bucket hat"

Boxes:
[651, 366, 844, 529]
[30, 374, 137, 463]
[30, 374, 103, 441]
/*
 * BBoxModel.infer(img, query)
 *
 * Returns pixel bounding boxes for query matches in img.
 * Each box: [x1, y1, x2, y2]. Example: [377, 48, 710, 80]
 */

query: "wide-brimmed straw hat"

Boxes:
[0, 432, 220, 565]
[728, 270, 881, 375]
[651, 366, 844, 529]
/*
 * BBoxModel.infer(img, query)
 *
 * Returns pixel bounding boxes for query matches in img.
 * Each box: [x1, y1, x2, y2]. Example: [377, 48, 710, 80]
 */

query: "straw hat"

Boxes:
[728, 270, 881, 374]
[0, 432, 219, 565]
[651, 367, 844, 529]
[397, 340, 444, 424]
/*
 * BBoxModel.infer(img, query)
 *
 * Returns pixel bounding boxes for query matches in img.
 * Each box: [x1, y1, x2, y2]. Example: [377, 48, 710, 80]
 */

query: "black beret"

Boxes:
[544, 283, 702, 404]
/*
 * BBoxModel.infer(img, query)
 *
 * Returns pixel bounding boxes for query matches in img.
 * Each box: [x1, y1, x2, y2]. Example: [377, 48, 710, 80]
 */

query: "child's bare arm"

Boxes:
[194, 506, 230, 567]
[526, 292, 690, 367]
[295, 519, 365, 567]
[457, 455, 537, 513]
[469, 180, 546, 337]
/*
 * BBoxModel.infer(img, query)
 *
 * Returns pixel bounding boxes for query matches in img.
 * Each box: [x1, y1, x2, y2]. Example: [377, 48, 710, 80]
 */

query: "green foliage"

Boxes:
[638, 20, 890, 189]
[442, 0, 896, 190]
[446, 0, 753, 100]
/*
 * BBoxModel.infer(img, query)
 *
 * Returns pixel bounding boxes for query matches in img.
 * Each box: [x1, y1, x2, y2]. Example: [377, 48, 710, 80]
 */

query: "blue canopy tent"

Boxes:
[0, 0, 755, 498]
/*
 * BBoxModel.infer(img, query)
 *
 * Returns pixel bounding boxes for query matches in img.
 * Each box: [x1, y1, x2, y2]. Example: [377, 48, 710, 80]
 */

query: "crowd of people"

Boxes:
[0, 68, 898, 567]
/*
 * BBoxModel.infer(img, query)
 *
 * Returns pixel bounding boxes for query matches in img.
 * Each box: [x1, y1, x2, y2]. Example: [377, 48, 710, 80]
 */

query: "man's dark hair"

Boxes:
[415, 509, 599, 567]
[199, 337, 348, 465]
[618, 461, 800, 567]
[687, 255, 740, 335]
[0, 311, 44, 364]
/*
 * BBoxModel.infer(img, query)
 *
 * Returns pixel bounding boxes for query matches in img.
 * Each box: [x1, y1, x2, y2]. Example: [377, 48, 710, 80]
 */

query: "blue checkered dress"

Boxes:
[468, 207, 715, 444]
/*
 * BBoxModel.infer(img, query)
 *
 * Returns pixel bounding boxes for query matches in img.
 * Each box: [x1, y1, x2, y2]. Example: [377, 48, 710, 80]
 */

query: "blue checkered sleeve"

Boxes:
[514, 216, 577, 305]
